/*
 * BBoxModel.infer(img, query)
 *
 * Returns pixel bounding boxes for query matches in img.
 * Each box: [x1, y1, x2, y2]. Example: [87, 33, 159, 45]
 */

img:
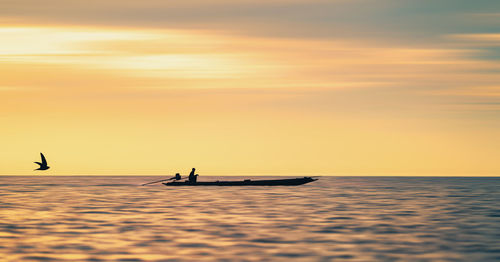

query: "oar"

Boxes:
[141, 178, 174, 186]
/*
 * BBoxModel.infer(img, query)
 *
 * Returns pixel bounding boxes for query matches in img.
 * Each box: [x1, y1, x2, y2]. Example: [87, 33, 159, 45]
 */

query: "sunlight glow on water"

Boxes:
[0, 176, 499, 261]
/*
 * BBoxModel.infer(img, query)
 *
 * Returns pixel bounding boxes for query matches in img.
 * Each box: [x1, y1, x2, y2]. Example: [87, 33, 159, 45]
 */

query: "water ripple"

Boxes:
[0, 176, 498, 261]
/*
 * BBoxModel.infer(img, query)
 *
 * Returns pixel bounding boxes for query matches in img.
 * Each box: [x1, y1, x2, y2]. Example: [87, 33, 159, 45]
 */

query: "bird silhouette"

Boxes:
[34, 153, 50, 170]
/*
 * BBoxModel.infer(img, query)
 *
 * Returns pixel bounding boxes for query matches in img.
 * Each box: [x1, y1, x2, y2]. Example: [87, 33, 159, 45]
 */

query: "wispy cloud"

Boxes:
[4, 25, 498, 91]
[449, 33, 500, 45]
[429, 86, 500, 97]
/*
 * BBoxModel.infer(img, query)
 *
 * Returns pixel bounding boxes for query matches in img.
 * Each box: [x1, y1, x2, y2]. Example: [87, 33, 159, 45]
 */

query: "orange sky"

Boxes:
[1, 1, 499, 175]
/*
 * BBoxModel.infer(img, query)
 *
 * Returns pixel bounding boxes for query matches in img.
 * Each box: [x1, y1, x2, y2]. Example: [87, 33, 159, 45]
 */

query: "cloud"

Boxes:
[448, 33, 500, 46]
[429, 86, 500, 97]
[2, 24, 499, 121]
[2, 0, 498, 44]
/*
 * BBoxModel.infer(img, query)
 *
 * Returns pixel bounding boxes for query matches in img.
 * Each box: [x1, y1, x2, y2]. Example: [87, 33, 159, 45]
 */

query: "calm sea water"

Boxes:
[0, 176, 498, 262]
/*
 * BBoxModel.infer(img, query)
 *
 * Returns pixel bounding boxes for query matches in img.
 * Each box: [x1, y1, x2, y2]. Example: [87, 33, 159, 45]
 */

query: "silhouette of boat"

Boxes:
[163, 177, 317, 186]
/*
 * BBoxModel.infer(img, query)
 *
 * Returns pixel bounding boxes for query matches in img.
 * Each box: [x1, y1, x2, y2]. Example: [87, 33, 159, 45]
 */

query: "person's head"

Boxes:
[192, 168, 195, 171]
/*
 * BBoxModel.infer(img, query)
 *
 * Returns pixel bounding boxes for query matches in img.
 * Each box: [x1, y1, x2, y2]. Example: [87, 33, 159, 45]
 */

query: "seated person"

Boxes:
[188, 168, 199, 183]
[167, 173, 181, 181]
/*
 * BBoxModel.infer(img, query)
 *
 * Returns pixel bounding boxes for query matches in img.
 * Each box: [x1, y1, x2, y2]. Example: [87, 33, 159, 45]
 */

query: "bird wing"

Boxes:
[34, 162, 42, 167]
[40, 153, 47, 166]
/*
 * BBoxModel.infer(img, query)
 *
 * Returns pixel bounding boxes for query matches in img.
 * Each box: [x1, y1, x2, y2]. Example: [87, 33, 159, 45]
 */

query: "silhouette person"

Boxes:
[34, 152, 50, 170]
[188, 168, 198, 183]
[166, 173, 181, 181]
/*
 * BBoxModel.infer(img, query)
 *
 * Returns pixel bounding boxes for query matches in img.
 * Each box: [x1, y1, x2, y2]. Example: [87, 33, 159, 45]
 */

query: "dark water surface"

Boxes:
[0, 176, 499, 261]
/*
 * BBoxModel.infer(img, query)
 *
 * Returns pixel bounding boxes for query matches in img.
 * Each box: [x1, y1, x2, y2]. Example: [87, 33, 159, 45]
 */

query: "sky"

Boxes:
[1, 0, 499, 176]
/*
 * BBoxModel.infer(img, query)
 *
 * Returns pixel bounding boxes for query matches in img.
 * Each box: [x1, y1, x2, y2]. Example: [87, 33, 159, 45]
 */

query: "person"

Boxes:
[167, 173, 181, 181]
[188, 168, 198, 183]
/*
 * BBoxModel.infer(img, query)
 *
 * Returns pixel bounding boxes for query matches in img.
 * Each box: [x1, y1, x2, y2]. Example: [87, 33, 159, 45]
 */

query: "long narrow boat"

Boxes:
[163, 177, 317, 186]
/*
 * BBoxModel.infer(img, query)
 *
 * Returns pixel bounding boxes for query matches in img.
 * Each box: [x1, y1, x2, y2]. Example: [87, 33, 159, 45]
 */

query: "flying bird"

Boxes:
[34, 153, 50, 171]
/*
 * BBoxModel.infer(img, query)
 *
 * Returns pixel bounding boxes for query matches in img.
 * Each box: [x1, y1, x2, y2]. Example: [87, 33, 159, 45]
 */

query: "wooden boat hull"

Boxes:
[163, 177, 317, 186]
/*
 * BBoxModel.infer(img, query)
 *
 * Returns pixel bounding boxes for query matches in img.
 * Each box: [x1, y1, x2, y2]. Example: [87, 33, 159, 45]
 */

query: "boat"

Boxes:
[163, 177, 317, 186]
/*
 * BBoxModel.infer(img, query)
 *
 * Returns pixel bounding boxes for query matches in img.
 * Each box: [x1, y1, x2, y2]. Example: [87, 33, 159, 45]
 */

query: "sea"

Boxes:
[0, 176, 498, 262]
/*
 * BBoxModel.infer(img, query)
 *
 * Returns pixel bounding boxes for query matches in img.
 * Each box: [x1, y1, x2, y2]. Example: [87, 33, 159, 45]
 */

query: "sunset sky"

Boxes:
[1, 0, 499, 175]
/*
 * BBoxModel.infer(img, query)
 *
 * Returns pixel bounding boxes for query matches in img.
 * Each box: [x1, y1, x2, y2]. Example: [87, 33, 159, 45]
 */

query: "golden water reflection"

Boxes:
[0, 176, 499, 261]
